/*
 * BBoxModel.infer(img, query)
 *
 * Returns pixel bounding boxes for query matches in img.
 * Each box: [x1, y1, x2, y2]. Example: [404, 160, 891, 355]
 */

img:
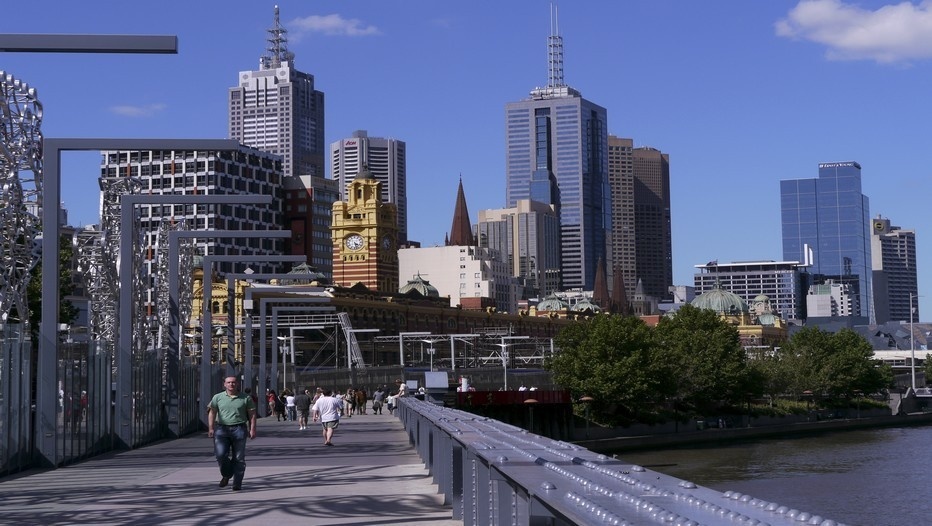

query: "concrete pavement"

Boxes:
[0, 411, 461, 526]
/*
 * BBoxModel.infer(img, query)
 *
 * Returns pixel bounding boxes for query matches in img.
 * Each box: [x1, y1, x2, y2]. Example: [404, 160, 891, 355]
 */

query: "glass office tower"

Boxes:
[781, 161, 872, 321]
[504, 17, 609, 291]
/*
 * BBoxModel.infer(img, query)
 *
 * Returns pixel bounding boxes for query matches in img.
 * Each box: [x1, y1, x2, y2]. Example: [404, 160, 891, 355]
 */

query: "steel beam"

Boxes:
[0, 34, 177, 54]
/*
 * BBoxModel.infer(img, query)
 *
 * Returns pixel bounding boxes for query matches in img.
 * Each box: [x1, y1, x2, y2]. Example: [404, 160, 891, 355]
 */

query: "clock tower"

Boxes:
[331, 165, 399, 292]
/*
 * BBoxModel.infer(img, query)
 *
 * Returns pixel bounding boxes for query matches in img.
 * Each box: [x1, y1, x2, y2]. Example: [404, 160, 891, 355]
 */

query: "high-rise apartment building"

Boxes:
[99, 147, 285, 313]
[607, 136, 672, 301]
[229, 6, 325, 178]
[781, 161, 873, 321]
[504, 15, 609, 291]
[330, 130, 408, 244]
[871, 216, 918, 323]
[477, 199, 561, 297]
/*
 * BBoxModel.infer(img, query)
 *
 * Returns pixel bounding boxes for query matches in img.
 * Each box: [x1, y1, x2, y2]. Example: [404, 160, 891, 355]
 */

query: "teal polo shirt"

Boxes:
[210, 391, 255, 426]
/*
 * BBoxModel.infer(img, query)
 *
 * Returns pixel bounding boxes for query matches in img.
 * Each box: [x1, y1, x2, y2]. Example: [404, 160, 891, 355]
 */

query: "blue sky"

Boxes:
[4, 0, 932, 320]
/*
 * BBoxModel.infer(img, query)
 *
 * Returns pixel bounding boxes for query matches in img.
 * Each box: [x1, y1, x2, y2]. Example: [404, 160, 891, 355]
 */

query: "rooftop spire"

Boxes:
[547, 3, 564, 88]
[261, 5, 295, 70]
[447, 176, 475, 247]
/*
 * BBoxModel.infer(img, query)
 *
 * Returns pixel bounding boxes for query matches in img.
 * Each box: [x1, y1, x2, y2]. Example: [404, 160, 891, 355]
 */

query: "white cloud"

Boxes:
[776, 0, 932, 64]
[289, 14, 381, 39]
[110, 103, 167, 118]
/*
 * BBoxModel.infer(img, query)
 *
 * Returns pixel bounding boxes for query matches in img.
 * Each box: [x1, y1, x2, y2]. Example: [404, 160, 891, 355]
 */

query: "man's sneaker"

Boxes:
[219, 476, 230, 488]
[232, 485, 242, 491]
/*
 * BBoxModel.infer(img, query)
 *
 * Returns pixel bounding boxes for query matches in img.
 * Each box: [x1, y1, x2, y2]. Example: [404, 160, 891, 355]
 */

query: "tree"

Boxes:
[547, 315, 664, 418]
[23, 234, 79, 340]
[653, 304, 752, 412]
[779, 327, 891, 400]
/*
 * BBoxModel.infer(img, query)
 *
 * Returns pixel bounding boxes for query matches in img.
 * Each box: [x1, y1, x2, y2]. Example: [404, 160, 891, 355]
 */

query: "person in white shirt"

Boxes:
[311, 389, 343, 446]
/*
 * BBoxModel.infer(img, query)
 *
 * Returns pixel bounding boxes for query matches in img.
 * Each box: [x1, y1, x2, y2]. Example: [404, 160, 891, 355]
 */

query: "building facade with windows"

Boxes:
[283, 175, 340, 275]
[228, 6, 325, 179]
[693, 260, 806, 323]
[477, 199, 561, 298]
[330, 130, 407, 244]
[781, 161, 872, 321]
[99, 147, 285, 314]
[607, 136, 673, 301]
[504, 20, 609, 291]
[871, 215, 918, 323]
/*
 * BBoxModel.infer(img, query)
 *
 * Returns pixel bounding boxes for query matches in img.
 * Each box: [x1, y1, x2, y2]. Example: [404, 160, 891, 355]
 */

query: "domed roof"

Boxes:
[571, 299, 601, 313]
[536, 294, 568, 312]
[280, 262, 330, 285]
[753, 294, 770, 303]
[757, 313, 778, 326]
[691, 283, 748, 315]
[399, 274, 439, 297]
[354, 164, 375, 181]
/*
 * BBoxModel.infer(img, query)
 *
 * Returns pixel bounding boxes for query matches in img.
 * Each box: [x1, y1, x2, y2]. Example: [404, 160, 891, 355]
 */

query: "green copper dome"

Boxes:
[691, 283, 748, 315]
[571, 299, 601, 313]
[536, 294, 568, 312]
[399, 274, 439, 297]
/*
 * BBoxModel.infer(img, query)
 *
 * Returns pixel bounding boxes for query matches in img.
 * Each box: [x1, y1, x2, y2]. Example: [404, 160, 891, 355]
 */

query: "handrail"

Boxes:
[396, 397, 845, 526]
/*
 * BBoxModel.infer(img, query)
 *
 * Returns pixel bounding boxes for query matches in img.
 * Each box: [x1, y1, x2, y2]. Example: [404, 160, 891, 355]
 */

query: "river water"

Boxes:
[614, 424, 932, 526]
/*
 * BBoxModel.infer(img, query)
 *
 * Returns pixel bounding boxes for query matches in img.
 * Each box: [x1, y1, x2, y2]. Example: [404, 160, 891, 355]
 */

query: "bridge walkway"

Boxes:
[0, 412, 460, 526]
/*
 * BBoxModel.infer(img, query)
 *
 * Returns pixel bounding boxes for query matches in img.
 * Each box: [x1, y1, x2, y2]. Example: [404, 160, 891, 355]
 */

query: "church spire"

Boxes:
[447, 176, 475, 246]
[261, 5, 295, 69]
[592, 256, 609, 310]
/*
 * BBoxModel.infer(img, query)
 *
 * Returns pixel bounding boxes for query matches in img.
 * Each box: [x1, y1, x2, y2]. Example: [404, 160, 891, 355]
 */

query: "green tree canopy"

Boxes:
[653, 304, 752, 412]
[548, 315, 664, 418]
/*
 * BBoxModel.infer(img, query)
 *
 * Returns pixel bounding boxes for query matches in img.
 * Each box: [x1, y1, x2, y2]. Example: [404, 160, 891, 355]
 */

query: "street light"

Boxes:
[420, 339, 437, 371]
[497, 335, 530, 390]
[910, 292, 921, 391]
[276, 336, 294, 393]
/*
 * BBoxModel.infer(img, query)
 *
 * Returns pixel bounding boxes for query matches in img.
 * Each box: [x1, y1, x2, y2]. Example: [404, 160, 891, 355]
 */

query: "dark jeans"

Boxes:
[214, 424, 247, 486]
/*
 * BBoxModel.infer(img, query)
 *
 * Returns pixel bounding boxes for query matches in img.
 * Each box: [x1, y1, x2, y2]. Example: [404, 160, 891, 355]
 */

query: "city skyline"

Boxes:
[3, 0, 931, 319]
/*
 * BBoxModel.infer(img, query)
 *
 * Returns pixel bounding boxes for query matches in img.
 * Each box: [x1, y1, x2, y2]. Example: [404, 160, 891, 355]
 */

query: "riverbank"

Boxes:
[573, 411, 932, 454]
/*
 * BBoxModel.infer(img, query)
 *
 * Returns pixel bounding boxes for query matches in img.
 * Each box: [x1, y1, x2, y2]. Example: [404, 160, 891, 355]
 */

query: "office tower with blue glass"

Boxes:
[504, 14, 609, 291]
[780, 161, 873, 322]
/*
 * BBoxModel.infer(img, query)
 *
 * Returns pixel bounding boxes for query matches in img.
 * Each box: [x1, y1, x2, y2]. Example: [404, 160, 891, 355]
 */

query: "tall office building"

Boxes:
[100, 147, 285, 313]
[607, 136, 673, 300]
[694, 260, 806, 323]
[504, 12, 609, 291]
[477, 199, 561, 297]
[871, 216, 918, 323]
[229, 6, 325, 178]
[330, 130, 408, 244]
[781, 161, 872, 322]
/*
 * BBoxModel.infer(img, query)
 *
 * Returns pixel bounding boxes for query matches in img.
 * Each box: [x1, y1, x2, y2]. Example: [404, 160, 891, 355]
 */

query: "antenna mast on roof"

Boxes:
[261, 5, 295, 70]
[547, 3, 565, 88]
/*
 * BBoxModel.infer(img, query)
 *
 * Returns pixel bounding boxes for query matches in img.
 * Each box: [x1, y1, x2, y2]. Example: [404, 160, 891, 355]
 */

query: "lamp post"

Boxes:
[910, 292, 921, 391]
[496, 335, 530, 390]
[579, 396, 594, 438]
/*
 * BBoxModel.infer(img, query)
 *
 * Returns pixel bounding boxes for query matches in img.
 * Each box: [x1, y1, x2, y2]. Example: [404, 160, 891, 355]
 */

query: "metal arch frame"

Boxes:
[166, 229, 290, 437]
[116, 190, 267, 444]
[3, 32, 177, 467]
[198, 255, 305, 417]
[42, 138, 239, 463]
[222, 275, 331, 413]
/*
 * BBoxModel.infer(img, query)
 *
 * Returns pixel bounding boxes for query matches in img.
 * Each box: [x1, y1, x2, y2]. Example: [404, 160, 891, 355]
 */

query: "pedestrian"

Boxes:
[311, 388, 343, 446]
[396, 379, 408, 397]
[207, 376, 257, 491]
[285, 390, 297, 422]
[371, 386, 385, 415]
[294, 388, 312, 430]
[386, 393, 396, 415]
[266, 389, 278, 417]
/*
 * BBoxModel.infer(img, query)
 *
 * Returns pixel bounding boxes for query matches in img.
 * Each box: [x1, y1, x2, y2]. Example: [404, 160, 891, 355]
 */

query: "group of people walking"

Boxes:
[207, 377, 408, 491]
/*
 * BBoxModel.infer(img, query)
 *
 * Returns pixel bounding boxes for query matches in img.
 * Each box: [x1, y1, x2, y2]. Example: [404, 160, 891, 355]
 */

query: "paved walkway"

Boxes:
[0, 412, 461, 526]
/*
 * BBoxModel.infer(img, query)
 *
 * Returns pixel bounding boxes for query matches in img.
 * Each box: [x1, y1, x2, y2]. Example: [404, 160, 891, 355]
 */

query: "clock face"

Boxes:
[345, 234, 364, 251]
[382, 235, 393, 249]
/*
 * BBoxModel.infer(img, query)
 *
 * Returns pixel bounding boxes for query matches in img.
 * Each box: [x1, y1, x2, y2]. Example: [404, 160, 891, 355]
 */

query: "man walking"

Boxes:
[311, 388, 343, 446]
[294, 388, 312, 430]
[207, 376, 257, 491]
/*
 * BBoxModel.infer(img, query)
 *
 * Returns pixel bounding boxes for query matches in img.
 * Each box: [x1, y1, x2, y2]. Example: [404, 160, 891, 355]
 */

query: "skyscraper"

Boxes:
[504, 11, 609, 291]
[781, 161, 873, 321]
[871, 216, 918, 323]
[607, 136, 673, 301]
[330, 130, 408, 244]
[229, 6, 325, 178]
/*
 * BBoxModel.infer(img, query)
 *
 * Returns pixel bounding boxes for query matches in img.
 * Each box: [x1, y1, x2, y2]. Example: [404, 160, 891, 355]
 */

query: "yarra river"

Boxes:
[616, 423, 932, 526]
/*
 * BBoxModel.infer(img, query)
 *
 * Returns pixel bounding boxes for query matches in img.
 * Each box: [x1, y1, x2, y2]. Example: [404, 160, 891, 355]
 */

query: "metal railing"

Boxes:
[396, 397, 845, 526]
